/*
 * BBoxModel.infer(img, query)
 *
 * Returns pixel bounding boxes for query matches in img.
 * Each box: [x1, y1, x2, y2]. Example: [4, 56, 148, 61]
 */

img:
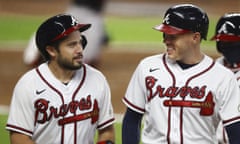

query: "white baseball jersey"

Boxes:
[216, 56, 240, 85]
[123, 53, 240, 144]
[215, 56, 240, 144]
[6, 63, 115, 144]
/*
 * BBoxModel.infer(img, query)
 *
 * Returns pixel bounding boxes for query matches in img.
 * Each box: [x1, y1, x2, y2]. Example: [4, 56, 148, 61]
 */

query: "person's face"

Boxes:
[55, 30, 84, 70]
[163, 32, 197, 62]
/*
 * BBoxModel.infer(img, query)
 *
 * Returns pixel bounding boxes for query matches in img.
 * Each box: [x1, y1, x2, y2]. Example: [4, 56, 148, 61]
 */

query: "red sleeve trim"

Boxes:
[6, 124, 33, 135]
[97, 118, 115, 129]
[223, 116, 240, 125]
[123, 97, 145, 113]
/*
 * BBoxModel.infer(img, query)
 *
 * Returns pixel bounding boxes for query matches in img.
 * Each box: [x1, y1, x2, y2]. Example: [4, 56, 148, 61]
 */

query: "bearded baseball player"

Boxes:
[23, 0, 108, 69]
[211, 13, 240, 144]
[6, 14, 115, 144]
[122, 4, 240, 144]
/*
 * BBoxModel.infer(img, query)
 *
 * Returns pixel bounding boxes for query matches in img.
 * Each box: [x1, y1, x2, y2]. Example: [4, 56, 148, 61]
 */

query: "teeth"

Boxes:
[167, 47, 174, 51]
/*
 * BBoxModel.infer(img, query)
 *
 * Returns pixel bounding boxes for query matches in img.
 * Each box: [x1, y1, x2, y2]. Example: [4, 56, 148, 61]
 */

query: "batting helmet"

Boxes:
[211, 13, 240, 42]
[154, 4, 209, 40]
[36, 14, 91, 61]
[211, 13, 240, 64]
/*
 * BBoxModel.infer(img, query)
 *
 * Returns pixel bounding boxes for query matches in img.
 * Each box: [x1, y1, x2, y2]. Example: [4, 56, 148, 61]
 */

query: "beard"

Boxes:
[57, 54, 83, 70]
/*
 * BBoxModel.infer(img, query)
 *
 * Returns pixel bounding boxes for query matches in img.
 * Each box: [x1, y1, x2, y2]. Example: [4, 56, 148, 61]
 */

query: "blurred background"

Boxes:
[0, 0, 239, 143]
[0, 0, 239, 117]
[0, 0, 240, 113]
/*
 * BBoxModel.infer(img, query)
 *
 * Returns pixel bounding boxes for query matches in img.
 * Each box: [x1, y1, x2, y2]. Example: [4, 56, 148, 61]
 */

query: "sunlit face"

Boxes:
[55, 31, 84, 70]
[163, 32, 196, 62]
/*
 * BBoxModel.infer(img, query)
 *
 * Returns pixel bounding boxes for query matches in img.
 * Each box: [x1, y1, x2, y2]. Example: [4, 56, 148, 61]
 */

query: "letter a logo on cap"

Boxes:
[164, 14, 171, 24]
[218, 21, 235, 34]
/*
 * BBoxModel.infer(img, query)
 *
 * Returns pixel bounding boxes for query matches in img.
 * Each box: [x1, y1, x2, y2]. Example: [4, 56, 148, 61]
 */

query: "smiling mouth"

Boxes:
[166, 47, 175, 53]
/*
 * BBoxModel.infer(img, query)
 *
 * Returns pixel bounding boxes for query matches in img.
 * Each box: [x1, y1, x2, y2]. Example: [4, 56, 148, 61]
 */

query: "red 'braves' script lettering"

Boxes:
[34, 95, 93, 125]
[146, 76, 206, 102]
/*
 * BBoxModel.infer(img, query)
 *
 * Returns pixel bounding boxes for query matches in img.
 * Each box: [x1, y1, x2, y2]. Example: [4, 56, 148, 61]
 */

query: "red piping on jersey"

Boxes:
[97, 118, 115, 129]
[122, 97, 145, 113]
[6, 124, 33, 136]
[163, 54, 176, 144]
[36, 64, 86, 144]
[36, 68, 65, 103]
[72, 65, 86, 144]
[163, 54, 215, 144]
[222, 116, 240, 125]
[179, 60, 215, 144]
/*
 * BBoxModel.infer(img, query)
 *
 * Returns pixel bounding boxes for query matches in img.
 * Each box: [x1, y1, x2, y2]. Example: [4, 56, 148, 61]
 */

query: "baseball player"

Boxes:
[211, 13, 240, 144]
[23, 0, 109, 68]
[122, 4, 240, 144]
[6, 14, 115, 144]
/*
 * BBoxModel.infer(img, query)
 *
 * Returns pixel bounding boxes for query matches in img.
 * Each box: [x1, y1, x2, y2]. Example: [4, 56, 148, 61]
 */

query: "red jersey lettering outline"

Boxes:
[145, 76, 214, 116]
[34, 95, 99, 125]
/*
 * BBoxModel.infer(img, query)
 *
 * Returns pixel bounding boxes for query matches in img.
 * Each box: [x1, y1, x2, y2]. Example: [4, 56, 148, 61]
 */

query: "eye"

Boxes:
[68, 41, 78, 48]
[163, 34, 178, 41]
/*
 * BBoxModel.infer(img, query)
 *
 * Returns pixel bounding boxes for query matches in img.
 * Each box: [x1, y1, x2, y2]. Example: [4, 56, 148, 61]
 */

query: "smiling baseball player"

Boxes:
[122, 4, 240, 144]
[6, 14, 115, 144]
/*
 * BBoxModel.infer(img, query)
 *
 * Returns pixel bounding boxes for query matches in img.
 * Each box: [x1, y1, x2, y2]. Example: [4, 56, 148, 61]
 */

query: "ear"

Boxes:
[81, 35, 87, 49]
[46, 46, 57, 58]
[192, 32, 201, 43]
[193, 32, 201, 41]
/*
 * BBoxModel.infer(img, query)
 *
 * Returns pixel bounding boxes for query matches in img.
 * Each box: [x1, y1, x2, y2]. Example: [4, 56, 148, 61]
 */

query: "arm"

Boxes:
[225, 121, 240, 144]
[97, 124, 115, 144]
[122, 108, 143, 144]
[10, 131, 35, 144]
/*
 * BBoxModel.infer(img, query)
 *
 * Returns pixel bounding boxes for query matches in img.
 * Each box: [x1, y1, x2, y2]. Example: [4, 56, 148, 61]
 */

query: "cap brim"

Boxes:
[51, 23, 91, 42]
[153, 24, 190, 35]
[210, 34, 240, 42]
[78, 23, 91, 32]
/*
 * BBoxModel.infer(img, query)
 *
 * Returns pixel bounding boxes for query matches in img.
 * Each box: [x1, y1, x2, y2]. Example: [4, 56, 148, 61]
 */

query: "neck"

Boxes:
[48, 62, 75, 84]
[176, 61, 199, 69]
[180, 51, 204, 65]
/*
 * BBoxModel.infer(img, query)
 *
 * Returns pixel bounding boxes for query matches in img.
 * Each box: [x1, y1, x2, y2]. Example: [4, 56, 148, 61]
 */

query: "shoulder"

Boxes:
[16, 69, 37, 84]
[139, 54, 164, 66]
[215, 56, 224, 65]
[15, 63, 49, 88]
[199, 55, 234, 78]
[211, 61, 237, 82]
[214, 60, 232, 73]
[83, 64, 107, 80]
[141, 53, 164, 61]
[84, 64, 103, 74]
[13, 68, 38, 95]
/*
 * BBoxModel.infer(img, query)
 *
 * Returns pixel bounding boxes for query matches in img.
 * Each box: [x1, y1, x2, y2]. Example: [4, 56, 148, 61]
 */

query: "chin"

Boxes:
[167, 54, 175, 60]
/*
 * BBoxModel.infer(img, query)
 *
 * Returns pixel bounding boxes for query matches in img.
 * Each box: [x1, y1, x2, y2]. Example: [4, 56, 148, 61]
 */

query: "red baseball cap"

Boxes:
[153, 24, 191, 35]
